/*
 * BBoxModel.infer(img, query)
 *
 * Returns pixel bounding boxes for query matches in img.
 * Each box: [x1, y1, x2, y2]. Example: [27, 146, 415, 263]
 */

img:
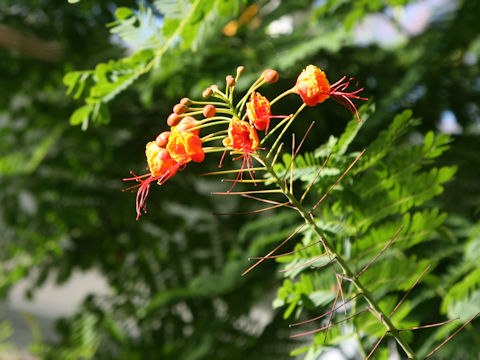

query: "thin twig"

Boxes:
[295, 121, 315, 158]
[289, 294, 360, 327]
[334, 268, 348, 315]
[299, 153, 331, 204]
[389, 264, 431, 317]
[290, 134, 295, 193]
[270, 142, 284, 166]
[241, 194, 296, 209]
[424, 310, 480, 359]
[324, 288, 340, 342]
[241, 223, 306, 276]
[279, 253, 330, 273]
[310, 150, 365, 212]
[366, 332, 387, 360]
[220, 178, 272, 183]
[290, 308, 370, 338]
[212, 189, 282, 195]
[399, 318, 458, 331]
[199, 167, 266, 176]
[214, 202, 290, 215]
[356, 225, 404, 279]
[249, 239, 324, 260]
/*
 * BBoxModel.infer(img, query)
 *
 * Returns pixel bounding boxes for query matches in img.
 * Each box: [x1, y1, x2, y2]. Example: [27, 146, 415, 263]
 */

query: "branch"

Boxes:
[258, 151, 419, 359]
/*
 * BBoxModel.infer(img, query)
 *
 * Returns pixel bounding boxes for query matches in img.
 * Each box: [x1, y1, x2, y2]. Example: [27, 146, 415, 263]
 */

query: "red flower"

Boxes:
[246, 92, 288, 134]
[167, 129, 205, 164]
[222, 118, 259, 190]
[223, 117, 259, 153]
[294, 65, 367, 121]
[123, 141, 181, 220]
[247, 91, 272, 133]
[124, 130, 205, 219]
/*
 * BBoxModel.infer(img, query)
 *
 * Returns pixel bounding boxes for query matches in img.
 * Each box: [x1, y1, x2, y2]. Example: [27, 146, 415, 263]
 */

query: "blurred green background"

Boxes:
[1, 0, 479, 359]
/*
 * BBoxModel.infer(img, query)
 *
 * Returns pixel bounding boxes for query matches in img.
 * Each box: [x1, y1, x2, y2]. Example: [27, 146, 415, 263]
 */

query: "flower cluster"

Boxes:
[125, 65, 367, 219]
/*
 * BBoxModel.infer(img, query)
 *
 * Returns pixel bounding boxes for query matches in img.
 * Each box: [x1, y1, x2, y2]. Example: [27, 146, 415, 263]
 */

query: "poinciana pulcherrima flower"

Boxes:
[167, 129, 205, 164]
[123, 140, 181, 220]
[124, 129, 205, 219]
[246, 91, 287, 134]
[125, 65, 369, 218]
[223, 117, 259, 154]
[293, 65, 367, 121]
[222, 117, 260, 189]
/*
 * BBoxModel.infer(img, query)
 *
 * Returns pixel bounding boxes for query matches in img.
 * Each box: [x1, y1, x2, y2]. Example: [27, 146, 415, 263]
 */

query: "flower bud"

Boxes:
[180, 97, 192, 106]
[226, 75, 236, 87]
[167, 113, 182, 127]
[158, 148, 172, 161]
[173, 103, 188, 115]
[175, 116, 200, 136]
[263, 69, 279, 83]
[210, 84, 219, 93]
[236, 66, 245, 76]
[202, 87, 213, 98]
[155, 131, 171, 147]
[203, 104, 216, 118]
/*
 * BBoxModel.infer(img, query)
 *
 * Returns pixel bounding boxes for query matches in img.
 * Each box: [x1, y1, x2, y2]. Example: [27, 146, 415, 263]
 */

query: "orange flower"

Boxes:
[124, 129, 206, 219]
[246, 92, 288, 134]
[246, 92, 271, 133]
[123, 141, 181, 220]
[223, 117, 259, 153]
[294, 65, 331, 106]
[294, 65, 367, 121]
[146, 141, 179, 178]
[222, 118, 259, 190]
[167, 129, 205, 164]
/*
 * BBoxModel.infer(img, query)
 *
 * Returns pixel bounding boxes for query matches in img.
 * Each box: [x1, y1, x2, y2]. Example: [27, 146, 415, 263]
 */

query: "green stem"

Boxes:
[213, 91, 241, 118]
[191, 120, 231, 131]
[257, 152, 418, 360]
[352, 299, 368, 358]
[202, 135, 226, 143]
[270, 88, 295, 106]
[202, 130, 227, 141]
[190, 100, 229, 107]
[265, 103, 306, 158]
[236, 78, 266, 114]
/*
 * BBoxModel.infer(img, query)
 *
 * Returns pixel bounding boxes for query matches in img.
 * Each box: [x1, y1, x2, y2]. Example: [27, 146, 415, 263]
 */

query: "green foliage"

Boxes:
[33, 313, 100, 360]
[64, 0, 245, 128]
[313, 0, 418, 30]
[3, 0, 480, 359]
[252, 108, 459, 356]
[0, 320, 12, 352]
[442, 223, 480, 319]
[109, 4, 163, 51]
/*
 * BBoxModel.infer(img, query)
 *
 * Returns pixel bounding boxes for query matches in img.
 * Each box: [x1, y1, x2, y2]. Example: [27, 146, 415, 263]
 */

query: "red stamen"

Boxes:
[123, 163, 182, 220]
[329, 76, 368, 122]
